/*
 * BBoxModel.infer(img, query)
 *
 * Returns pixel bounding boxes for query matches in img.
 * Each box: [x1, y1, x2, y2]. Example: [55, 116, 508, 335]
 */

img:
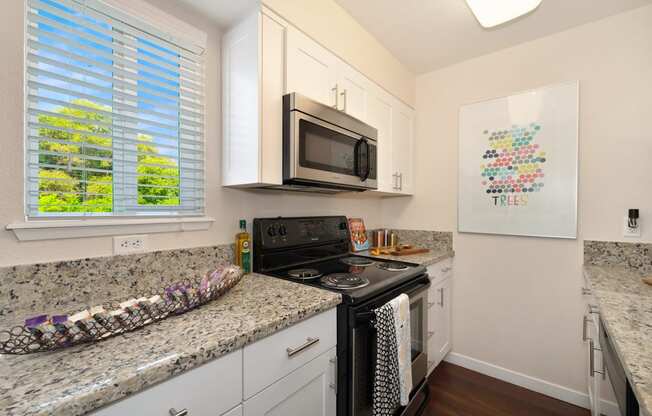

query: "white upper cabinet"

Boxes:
[286, 27, 339, 109]
[391, 99, 415, 195]
[366, 87, 394, 192]
[222, 9, 287, 187]
[286, 27, 369, 122]
[223, 6, 415, 195]
[336, 61, 369, 121]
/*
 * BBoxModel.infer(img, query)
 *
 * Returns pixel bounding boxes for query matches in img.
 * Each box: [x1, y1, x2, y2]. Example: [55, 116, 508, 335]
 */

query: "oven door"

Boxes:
[349, 278, 429, 416]
[287, 110, 377, 190]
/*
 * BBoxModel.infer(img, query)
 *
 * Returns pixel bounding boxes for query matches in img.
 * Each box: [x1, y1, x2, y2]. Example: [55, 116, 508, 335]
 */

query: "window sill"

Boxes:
[6, 217, 215, 241]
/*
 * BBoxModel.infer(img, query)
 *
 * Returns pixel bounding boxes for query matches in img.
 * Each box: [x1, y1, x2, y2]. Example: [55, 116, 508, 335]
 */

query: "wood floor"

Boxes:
[423, 362, 590, 416]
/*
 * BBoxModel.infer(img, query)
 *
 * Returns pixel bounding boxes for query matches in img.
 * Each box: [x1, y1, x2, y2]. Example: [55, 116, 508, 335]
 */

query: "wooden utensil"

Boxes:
[389, 247, 430, 256]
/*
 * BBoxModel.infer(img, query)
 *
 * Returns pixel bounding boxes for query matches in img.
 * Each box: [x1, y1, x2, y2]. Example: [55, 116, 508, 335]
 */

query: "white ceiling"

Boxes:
[176, 0, 257, 28]
[334, 0, 652, 74]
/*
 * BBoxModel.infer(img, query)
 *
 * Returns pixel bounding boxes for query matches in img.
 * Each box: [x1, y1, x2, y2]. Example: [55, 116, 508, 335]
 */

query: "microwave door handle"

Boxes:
[364, 141, 371, 181]
[354, 139, 362, 178]
[359, 139, 370, 181]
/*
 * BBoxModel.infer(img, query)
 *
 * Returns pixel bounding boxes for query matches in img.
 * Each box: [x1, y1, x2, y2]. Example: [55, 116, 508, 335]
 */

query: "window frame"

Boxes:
[9, 0, 213, 240]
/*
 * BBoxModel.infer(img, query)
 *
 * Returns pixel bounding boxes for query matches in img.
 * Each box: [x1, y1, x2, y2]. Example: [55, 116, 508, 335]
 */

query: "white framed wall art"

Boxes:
[458, 81, 579, 239]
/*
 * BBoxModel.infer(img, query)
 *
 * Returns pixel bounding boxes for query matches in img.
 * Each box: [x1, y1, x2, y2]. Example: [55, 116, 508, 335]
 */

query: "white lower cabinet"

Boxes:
[426, 259, 453, 375]
[582, 282, 620, 416]
[91, 310, 337, 416]
[243, 347, 337, 416]
[92, 349, 243, 416]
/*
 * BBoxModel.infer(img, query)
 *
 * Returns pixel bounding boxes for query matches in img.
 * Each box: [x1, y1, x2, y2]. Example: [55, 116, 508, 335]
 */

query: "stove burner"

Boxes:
[376, 262, 409, 272]
[287, 268, 323, 280]
[321, 273, 370, 290]
[340, 257, 375, 267]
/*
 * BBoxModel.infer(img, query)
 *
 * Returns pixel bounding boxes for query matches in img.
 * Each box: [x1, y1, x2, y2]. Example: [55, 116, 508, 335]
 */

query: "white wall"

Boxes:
[262, 0, 416, 106]
[0, 0, 403, 267]
[383, 4, 652, 394]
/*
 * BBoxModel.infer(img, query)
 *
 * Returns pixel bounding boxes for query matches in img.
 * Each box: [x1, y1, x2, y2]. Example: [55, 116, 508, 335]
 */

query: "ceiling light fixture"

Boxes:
[465, 0, 543, 28]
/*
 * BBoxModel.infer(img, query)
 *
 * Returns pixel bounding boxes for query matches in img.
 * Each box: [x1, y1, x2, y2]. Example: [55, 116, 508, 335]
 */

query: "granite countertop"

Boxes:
[358, 247, 454, 267]
[583, 265, 652, 416]
[0, 273, 341, 416]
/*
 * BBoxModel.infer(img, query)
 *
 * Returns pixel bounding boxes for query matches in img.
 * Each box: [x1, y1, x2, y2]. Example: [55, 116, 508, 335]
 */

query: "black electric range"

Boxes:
[253, 216, 431, 416]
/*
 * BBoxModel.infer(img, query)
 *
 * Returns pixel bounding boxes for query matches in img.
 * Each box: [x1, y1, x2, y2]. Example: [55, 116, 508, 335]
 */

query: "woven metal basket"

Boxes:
[0, 265, 244, 354]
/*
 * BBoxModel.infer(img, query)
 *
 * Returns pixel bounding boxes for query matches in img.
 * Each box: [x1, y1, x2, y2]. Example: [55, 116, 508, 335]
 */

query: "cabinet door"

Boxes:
[336, 61, 369, 121]
[428, 277, 452, 368]
[243, 347, 337, 416]
[583, 308, 603, 416]
[391, 100, 415, 195]
[366, 87, 393, 192]
[436, 278, 452, 360]
[286, 27, 338, 108]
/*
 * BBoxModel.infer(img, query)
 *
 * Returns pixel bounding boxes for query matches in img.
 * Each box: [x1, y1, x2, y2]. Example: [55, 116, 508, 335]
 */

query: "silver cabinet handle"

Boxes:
[287, 337, 320, 357]
[428, 301, 435, 309]
[340, 89, 347, 112]
[589, 340, 605, 379]
[588, 304, 599, 315]
[581, 287, 592, 295]
[399, 173, 403, 191]
[437, 288, 444, 306]
[331, 85, 339, 109]
[169, 409, 188, 416]
[329, 356, 337, 390]
[582, 315, 591, 341]
[392, 172, 398, 190]
[428, 331, 434, 340]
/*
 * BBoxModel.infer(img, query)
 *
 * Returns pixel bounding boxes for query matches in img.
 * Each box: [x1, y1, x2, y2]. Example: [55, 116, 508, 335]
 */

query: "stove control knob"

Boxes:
[278, 225, 287, 236]
[339, 222, 348, 230]
[267, 225, 277, 237]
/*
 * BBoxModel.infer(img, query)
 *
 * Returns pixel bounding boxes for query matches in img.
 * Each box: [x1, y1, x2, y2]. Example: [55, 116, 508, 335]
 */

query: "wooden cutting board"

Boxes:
[389, 247, 430, 256]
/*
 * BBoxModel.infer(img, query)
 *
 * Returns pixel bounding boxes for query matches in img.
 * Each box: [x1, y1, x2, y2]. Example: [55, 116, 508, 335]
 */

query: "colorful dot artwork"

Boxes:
[480, 123, 546, 206]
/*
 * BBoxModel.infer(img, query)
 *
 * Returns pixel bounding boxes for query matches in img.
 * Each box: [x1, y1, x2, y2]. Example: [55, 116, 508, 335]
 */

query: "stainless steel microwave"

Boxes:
[282, 93, 378, 192]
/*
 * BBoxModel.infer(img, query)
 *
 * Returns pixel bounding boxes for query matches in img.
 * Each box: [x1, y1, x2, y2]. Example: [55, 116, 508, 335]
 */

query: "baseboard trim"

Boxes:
[444, 352, 620, 416]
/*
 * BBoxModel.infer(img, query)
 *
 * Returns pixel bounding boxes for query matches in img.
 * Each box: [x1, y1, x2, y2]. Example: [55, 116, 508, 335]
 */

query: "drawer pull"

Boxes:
[329, 356, 337, 390]
[428, 301, 435, 309]
[169, 408, 188, 416]
[582, 315, 592, 341]
[582, 287, 592, 295]
[286, 337, 320, 357]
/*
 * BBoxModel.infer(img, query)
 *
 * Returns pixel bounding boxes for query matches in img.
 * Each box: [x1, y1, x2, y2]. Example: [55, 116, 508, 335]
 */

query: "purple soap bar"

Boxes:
[52, 315, 68, 325]
[25, 315, 48, 328]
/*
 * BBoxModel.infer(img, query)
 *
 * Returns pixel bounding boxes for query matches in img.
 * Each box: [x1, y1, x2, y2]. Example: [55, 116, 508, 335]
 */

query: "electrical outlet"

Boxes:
[623, 216, 641, 238]
[113, 235, 148, 255]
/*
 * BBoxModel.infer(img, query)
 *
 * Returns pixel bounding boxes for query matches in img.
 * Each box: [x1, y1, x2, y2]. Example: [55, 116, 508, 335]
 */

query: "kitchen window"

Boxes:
[24, 0, 205, 219]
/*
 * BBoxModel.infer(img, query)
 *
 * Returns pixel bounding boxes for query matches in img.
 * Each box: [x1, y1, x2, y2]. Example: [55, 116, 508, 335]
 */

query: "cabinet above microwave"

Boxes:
[222, 6, 415, 196]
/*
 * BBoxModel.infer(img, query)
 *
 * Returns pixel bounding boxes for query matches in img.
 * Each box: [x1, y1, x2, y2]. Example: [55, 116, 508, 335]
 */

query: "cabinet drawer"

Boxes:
[427, 258, 453, 287]
[92, 349, 242, 416]
[243, 308, 337, 399]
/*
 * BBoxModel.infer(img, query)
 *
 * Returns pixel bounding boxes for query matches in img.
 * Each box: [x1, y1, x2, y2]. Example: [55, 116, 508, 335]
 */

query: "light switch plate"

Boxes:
[113, 235, 148, 255]
[623, 216, 641, 238]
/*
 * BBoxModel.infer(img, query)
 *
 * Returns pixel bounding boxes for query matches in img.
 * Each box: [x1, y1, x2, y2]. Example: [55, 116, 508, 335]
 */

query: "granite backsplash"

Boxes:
[584, 240, 652, 272]
[0, 245, 234, 328]
[369, 229, 453, 252]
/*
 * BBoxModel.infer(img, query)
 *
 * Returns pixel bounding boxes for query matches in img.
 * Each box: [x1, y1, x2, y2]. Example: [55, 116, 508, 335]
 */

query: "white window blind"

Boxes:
[25, 0, 205, 217]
